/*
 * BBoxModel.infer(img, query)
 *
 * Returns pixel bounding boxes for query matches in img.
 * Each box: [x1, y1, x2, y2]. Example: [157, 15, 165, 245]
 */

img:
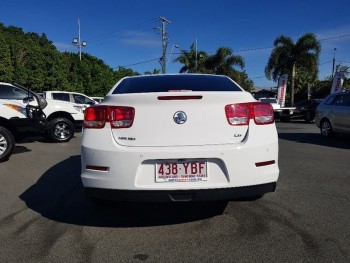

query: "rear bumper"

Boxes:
[85, 183, 277, 202]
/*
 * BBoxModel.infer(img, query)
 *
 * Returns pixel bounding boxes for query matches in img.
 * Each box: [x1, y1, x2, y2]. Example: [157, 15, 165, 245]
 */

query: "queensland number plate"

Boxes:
[156, 160, 208, 183]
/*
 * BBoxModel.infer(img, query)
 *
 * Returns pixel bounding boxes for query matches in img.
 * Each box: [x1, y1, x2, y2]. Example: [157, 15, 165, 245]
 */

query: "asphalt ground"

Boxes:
[0, 121, 349, 262]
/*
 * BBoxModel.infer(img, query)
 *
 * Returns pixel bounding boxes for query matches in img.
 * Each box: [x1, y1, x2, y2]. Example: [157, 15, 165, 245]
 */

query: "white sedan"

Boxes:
[81, 74, 279, 202]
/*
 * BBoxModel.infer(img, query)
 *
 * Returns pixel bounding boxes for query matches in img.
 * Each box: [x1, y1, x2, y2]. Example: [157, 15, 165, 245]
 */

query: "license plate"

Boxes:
[156, 160, 208, 183]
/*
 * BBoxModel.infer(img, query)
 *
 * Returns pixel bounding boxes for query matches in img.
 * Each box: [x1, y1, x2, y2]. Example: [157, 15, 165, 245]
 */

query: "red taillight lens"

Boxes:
[84, 106, 106, 128]
[225, 102, 274, 126]
[109, 106, 135, 128]
[251, 102, 274, 125]
[225, 104, 249, 125]
[84, 106, 135, 129]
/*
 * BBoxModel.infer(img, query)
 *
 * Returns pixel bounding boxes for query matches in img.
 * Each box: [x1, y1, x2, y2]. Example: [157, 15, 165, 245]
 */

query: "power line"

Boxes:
[118, 58, 160, 68]
[317, 33, 350, 41]
[337, 60, 350, 64]
[86, 18, 157, 43]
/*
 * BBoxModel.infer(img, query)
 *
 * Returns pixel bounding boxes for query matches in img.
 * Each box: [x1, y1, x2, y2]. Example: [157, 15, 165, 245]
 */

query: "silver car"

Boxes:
[315, 91, 350, 138]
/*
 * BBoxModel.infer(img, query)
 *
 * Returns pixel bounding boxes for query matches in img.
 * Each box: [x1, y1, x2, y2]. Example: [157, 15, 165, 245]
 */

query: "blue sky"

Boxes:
[1, 0, 350, 88]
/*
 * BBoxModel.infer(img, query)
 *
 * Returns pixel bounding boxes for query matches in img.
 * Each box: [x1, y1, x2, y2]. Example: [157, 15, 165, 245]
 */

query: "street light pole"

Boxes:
[72, 18, 87, 61]
[332, 48, 337, 78]
[166, 44, 179, 68]
[195, 38, 198, 72]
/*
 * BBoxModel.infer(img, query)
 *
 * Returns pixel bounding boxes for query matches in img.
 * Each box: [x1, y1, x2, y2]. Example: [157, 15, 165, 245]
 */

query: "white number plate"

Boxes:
[156, 161, 208, 183]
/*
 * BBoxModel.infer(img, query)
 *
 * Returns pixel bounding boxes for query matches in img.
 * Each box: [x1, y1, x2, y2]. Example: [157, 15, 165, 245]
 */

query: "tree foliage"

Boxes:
[0, 23, 138, 96]
[173, 43, 208, 73]
[265, 33, 321, 105]
[174, 44, 253, 91]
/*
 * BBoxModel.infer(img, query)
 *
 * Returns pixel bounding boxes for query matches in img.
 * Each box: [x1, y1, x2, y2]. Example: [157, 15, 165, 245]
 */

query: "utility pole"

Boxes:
[157, 16, 171, 74]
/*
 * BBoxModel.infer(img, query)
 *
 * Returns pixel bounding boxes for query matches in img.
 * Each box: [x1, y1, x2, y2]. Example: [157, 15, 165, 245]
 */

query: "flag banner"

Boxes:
[277, 74, 288, 107]
[330, 71, 346, 94]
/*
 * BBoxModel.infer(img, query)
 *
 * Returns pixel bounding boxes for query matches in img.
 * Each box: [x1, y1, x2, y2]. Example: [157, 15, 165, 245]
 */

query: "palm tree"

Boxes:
[205, 47, 245, 76]
[265, 33, 321, 106]
[173, 43, 207, 73]
[144, 68, 161, 75]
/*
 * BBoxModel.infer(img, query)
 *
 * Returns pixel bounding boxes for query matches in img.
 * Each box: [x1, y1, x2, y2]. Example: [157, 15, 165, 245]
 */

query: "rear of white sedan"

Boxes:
[81, 74, 279, 202]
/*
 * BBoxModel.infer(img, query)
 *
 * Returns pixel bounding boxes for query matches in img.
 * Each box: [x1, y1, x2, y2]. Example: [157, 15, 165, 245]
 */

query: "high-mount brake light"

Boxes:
[84, 106, 135, 129]
[225, 102, 274, 126]
[158, 95, 203, 100]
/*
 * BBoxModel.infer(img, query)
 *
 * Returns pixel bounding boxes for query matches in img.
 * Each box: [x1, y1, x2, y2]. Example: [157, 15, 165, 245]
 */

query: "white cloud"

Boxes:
[118, 30, 159, 48]
[54, 42, 75, 51]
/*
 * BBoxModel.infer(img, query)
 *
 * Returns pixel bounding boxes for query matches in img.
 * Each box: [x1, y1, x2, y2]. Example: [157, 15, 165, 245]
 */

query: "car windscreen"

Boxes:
[111, 75, 242, 94]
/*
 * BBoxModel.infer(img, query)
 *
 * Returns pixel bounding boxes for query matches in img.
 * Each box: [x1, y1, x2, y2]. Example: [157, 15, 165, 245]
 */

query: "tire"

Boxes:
[280, 116, 290, 122]
[46, 117, 75, 143]
[320, 119, 333, 138]
[0, 126, 15, 162]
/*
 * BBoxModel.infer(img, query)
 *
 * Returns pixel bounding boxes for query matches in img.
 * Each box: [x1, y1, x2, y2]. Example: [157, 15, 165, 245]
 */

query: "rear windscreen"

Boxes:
[112, 75, 242, 94]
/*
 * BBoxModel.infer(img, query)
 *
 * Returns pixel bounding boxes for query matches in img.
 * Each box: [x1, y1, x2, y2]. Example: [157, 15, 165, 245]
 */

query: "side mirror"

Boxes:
[35, 96, 48, 109]
[29, 93, 48, 109]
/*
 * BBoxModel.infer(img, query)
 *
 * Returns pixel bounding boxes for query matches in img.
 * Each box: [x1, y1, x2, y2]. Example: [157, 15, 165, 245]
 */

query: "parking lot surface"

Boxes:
[0, 122, 349, 262]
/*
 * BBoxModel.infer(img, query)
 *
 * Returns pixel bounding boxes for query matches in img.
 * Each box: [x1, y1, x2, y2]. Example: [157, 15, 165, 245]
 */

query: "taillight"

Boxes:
[84, 106, 135, 129]
[225, 104, 249, 125]
[225, 102, 274, 126]
[251, 103, 274, 124]
[84, 107, 106, 128]
[109, 106, 135, 128]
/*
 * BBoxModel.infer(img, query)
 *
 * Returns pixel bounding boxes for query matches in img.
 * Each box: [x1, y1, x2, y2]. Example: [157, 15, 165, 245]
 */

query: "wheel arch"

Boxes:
[320, 116, 332, 126]
[46, 111, 75, 123]
[0, 117, 15, 134]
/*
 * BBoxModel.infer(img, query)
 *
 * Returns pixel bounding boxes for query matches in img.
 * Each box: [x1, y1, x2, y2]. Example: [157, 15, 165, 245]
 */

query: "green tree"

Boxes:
[231, 70, 254, 92]
[205, 47, 245, 75]
[0, 31, 14, 82]
[174, 43, 207, 73]
[144, 68, 161, 75]
[265, 33, 321, 106]
[0, 23, 139, 95]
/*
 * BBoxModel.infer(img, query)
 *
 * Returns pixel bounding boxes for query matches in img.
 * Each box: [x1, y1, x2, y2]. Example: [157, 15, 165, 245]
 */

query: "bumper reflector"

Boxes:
[86, 165, 109, 171]
[255, 160, 275, 167]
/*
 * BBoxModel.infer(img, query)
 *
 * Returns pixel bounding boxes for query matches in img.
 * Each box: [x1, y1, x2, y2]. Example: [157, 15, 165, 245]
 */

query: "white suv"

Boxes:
[0, 83, 94, 143]
[0, 82, 47, 162]
[40, 91, 98, 142]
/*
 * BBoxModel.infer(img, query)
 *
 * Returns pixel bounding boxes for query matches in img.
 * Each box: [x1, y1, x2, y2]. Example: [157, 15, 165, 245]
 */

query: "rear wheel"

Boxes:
[46, 117, 75, 143]
[0, 126, 15, 162]
[320, 119, 333, 138]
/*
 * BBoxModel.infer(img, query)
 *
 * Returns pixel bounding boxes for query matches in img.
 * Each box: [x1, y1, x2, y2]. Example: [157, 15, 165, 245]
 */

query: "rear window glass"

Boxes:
[111, 75, 242, 94]
[324, 95, 336, 105]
